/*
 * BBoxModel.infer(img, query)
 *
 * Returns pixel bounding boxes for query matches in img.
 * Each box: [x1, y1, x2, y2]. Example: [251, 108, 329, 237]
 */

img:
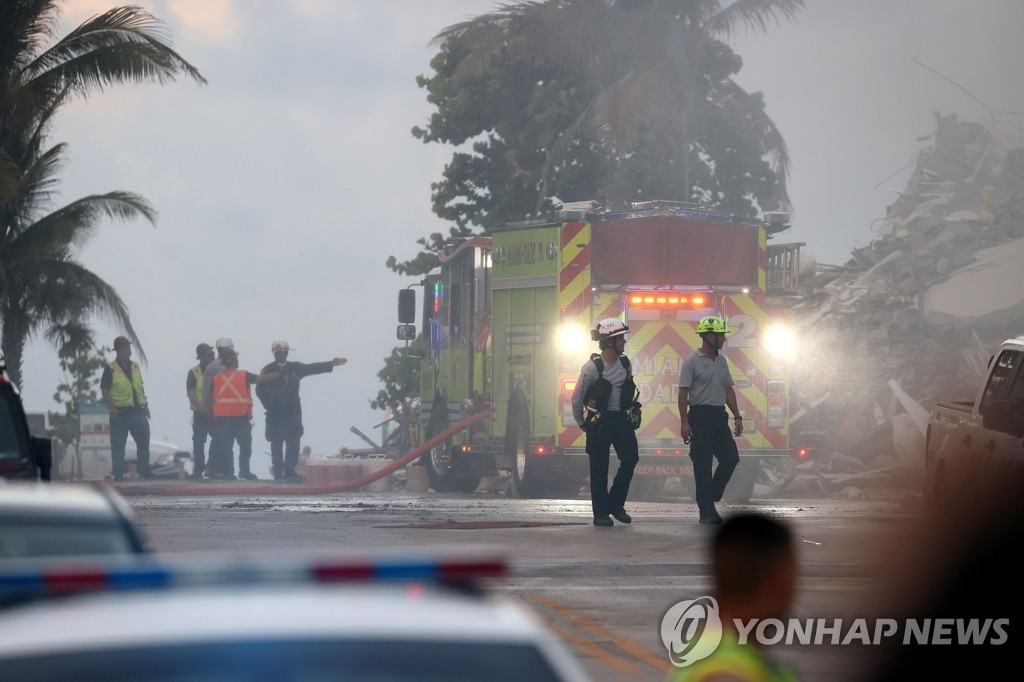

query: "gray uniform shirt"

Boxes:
[678, 350, 734, 406]
[201, 358, 224, 409]
[571, 356, 629, 426]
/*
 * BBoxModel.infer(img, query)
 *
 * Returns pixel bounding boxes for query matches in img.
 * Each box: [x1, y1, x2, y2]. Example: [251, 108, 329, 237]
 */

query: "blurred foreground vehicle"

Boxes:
[0, 554, 591, 681]
[0, 362, 51, 481]
[0, 483, 150, 559]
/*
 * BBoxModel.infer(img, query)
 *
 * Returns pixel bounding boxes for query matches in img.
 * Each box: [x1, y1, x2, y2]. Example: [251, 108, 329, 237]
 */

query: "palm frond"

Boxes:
[32, 258, 146, 364]
[705, 0, 804, 41]
[7, 141, 65, 219]
[12, 190, 156, 254]
[24, 6, 206, 86]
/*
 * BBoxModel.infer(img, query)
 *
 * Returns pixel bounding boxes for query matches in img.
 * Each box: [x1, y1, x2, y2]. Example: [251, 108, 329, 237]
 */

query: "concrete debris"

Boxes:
[777, 114, 1024, 493]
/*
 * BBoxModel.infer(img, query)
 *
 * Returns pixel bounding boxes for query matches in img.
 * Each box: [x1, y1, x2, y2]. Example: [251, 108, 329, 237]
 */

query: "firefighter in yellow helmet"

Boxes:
[668, 513, 799, 681]
[677, 315, 743, 524]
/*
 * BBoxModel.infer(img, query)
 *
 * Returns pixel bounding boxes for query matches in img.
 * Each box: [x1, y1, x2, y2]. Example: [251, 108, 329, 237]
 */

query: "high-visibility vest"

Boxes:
[109, 361, 147, 408]
[212, 369, 253, 417]
[670, 630, 798, 682]
[189, 365, 204, 412]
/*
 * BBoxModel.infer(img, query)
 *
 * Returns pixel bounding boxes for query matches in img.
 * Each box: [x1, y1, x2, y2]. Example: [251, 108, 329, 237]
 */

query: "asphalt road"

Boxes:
[129, 486, 926, 682]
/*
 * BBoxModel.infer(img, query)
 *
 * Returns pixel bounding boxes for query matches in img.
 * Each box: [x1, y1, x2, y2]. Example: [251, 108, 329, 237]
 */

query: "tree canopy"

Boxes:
[390, 0, 800, 276]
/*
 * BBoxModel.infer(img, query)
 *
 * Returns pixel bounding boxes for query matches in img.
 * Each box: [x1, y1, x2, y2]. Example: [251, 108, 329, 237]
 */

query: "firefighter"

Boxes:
[669, 513, 798, 681]
[204, 345, 279, 480]
[678, 315, 743, 524]
[256, 341, 347, 481]
[571, 318, 640, 527]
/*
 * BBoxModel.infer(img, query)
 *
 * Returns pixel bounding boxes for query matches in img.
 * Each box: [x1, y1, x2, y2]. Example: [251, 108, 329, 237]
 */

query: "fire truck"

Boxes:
[397, 201, 801, 499]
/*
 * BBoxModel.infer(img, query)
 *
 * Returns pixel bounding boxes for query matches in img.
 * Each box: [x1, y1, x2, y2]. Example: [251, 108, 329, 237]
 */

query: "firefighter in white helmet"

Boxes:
[570, 317, 640, 527]
[678, 315, 743, 524]
[256, 341, 347, 481]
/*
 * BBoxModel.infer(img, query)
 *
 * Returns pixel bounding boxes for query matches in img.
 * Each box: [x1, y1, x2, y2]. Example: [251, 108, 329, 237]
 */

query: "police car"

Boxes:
[0, 553, 591, 681]
[0, 482, 151, 559]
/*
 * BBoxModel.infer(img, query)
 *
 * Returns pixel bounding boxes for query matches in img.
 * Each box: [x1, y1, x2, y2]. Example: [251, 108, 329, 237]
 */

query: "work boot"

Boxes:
[593, 515, 614, 527]
[699, 511, 723, 525]
[239, 469, 258, 480]
[610, 508, 632, 524]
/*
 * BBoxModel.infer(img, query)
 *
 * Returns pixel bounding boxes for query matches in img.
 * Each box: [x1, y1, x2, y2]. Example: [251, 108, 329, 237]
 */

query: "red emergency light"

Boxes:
[628, 291, 708, 310]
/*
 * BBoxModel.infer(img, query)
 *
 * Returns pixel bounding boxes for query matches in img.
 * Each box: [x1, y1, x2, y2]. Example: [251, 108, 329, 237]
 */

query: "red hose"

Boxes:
[438, 237, 491, 263]
[113, 410, 490, 496]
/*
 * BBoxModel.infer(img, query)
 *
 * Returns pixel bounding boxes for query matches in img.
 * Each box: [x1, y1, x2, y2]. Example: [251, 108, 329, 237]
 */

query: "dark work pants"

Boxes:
[687, 405, 739, 516]
[270, 435, 301, 479]
[110, 408, 150, 479]
[191, 411, 211, 474]
[266, 409, 303, 479]
[210, 416, 253, 476]
[585, 412, 639, 517]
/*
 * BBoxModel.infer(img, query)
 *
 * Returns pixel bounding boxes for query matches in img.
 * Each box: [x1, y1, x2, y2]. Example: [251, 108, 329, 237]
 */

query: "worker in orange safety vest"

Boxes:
[204, 345, 279, 480]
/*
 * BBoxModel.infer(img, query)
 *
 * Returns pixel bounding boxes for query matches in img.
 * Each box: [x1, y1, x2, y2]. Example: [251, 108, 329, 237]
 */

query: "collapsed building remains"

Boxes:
[769, 114, 1024, 497]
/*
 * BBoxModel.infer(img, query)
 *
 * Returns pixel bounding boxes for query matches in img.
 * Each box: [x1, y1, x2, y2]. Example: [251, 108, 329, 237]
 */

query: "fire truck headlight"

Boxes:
[557, 322, 589, 356]
[763, 323, 797, 360]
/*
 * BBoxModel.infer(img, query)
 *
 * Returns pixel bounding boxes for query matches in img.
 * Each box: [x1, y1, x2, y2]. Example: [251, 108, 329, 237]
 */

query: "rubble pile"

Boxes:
[781, 114, 1024, 493]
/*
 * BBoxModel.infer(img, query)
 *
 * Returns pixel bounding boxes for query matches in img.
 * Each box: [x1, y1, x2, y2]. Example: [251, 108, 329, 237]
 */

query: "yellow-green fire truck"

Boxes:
[398, 202, 801, 498]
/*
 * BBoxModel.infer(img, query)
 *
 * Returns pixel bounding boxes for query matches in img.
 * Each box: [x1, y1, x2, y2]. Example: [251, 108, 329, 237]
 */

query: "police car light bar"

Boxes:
[0, 555, 508, 600]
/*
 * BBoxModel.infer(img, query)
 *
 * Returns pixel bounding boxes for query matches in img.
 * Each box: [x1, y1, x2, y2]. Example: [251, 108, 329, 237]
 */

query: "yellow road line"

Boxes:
[547, 621, 641, 676]
[525, 591, 673, 674]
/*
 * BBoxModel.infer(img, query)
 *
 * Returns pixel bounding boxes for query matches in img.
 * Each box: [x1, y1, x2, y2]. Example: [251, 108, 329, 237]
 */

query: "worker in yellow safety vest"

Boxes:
[101, 336, 151, 481]
[668, 513, 799, 682]
[204, 345, 278, 480]
[186, 342, 216, 479]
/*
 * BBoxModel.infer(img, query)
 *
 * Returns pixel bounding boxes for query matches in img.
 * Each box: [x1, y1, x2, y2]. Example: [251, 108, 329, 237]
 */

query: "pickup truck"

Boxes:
[925, 336, 1024, 511]
[0, 361, 51, 481]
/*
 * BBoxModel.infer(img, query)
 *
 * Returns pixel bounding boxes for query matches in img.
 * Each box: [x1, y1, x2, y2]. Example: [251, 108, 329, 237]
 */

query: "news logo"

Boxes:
[660, 596, 722, 668]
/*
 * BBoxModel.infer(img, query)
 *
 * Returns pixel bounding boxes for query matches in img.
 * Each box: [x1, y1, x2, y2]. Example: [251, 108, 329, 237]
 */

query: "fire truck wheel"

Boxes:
[505, 393, 541, 499]
[424, 412, 459, 493]
[721, 458, 759, 503]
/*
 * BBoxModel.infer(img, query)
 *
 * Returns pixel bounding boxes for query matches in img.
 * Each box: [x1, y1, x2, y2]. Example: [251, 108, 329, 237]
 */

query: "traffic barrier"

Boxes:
[305, 457, 330, 486]
[110, 410, 490, 496]
[404, 464, 429, 492]
[359, 455, 393, 492]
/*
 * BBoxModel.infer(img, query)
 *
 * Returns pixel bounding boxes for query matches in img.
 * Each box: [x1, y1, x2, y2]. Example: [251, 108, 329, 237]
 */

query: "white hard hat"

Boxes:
[591, 318, 629, 342]
[215, 337, 234, 350]
[271, 340, 291, 353]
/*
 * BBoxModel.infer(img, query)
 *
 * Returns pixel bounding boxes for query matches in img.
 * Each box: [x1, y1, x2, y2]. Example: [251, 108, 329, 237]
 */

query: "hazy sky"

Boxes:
[18, 0, 1024, 475]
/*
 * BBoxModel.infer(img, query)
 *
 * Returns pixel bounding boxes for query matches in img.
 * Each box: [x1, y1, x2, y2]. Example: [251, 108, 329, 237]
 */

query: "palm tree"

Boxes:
[0, 142, 157, 386]
[0, 2, 206, 387]
[434, 0, 801, 211]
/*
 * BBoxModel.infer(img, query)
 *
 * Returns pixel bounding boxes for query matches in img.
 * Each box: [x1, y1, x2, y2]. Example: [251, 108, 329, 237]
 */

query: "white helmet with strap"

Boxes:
[591, 317, 629, 342]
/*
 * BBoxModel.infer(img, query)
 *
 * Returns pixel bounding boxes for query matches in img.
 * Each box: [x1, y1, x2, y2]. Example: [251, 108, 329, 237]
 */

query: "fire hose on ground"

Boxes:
[113, 410, 490, 497]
